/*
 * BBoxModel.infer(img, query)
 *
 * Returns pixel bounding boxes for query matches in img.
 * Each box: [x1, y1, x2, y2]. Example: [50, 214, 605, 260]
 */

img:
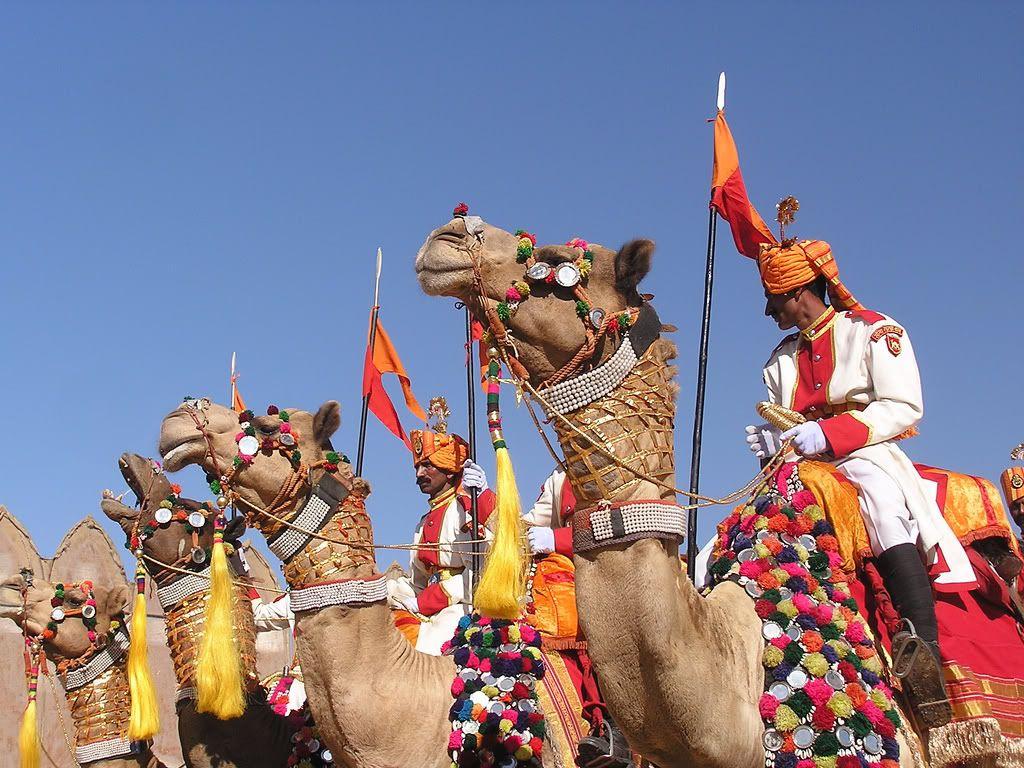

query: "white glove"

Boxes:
[462, 460, 488, 492]
[526, 526, 556, 555]
[745, 423, 782, 459]
[781, 421, 828, 457]
[395, 594, 419, 614]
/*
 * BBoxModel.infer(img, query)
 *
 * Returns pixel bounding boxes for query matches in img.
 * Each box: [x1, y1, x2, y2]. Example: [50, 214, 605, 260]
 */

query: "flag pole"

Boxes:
[686, 72, 725, 582]
[230, 352, 237, 408]
[465, 307, 480, 597]
[355, 248, 383, 476]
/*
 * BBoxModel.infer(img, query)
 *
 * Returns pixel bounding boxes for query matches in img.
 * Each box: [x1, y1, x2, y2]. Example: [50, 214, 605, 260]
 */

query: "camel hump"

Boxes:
[0, 505, 46, 585]
[50, 515, 128, 586]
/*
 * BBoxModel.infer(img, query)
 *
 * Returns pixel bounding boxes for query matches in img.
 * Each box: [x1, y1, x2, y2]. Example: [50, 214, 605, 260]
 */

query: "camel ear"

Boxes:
[313, 401, 341, 448]
[223, 515, 246, 543]
[101, 497, 140, 537]
[102, 583, 133, 617]
[614, 239, 655, 294]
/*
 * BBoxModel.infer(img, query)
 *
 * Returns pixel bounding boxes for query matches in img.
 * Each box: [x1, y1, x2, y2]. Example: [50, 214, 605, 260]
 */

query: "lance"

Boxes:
[230, 352, 237, 407]
[464, 307, 480, 596]
[355, 248, 383, 476]
[685, 72, 725, 582]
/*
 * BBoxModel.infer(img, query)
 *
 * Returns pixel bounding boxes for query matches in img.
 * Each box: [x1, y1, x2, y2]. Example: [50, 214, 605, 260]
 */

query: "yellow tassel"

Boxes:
[196, 525, 246, 719]
[127, 587, 160, 739]
[19, 699, 40, 768]
[474, 447, 528, 619]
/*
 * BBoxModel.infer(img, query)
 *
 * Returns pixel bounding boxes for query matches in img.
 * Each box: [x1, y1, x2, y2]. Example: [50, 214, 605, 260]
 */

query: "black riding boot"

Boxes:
[876, 543, 952, 728]
[576, 717, 632, 768]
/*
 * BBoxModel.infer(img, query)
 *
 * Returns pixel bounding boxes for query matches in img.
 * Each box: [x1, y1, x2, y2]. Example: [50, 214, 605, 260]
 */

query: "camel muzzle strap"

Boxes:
[75, 736, 141, 764]
[156, 565, 213, 610]
[267, 472, 350, 563]
[572, 498, 688, 553]
[289, 574, 389, 613]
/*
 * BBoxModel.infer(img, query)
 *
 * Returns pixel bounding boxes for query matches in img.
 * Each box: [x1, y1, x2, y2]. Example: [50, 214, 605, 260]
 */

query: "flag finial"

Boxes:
[428, 396, 450, 434]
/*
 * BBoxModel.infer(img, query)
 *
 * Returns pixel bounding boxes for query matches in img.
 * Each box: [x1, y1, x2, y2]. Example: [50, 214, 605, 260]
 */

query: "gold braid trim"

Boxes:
[163, 579, 259, 693]
[280, 489, 378, 589]
[551, 339, 678, 505]
[64, 659, 131, 747]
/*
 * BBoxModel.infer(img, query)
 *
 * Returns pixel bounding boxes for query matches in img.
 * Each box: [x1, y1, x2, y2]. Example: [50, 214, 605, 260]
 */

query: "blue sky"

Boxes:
[1, 3, 1021, 574]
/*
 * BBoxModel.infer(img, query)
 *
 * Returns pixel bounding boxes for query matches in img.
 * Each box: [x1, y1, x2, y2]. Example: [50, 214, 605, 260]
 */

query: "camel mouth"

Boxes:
[415, 231, 474, 297]
[160, 438, 205, 473]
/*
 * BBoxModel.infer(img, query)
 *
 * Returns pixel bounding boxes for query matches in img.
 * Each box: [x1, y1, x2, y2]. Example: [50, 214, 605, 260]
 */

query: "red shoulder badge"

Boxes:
[870, 324, 904, 356]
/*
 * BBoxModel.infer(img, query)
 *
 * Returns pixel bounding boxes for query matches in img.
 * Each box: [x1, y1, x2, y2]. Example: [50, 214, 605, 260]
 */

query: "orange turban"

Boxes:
[409, 429, 469, 474]
[758, 239, 862, 311]
[1001, 467, 1024, 509]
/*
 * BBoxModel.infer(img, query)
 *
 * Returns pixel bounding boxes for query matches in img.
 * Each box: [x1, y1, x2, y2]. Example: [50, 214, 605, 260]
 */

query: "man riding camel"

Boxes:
[524, 468, 632, 768]
[744, 233, 974, 728]
[388, 399, 493, 655]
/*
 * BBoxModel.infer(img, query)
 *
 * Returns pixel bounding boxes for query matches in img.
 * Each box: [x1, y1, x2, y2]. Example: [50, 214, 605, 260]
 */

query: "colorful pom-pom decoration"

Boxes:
[443, 613, 545, 768]
[453, 202, 469, 217]
[707, 462, 900, 766]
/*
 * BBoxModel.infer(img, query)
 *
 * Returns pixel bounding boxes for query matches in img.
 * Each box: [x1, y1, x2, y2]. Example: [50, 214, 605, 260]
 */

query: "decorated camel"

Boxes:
[414, 211, 1024, 767]
[156, 399, 576, 767]
[99, 453, 300, 768]
[0, 572, 167, 768]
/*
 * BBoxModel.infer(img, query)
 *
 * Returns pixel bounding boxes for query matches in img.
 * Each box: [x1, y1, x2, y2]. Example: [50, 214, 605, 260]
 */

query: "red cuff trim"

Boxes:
[246, 587, 262, 601]
[553, 526, 574, 557]
[417, 583, 449, 616]
[819, 413, 870, 459]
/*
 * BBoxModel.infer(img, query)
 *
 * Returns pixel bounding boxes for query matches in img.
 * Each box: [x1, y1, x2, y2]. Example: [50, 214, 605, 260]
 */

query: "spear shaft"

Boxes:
[465, 307, 480, 596]
[355, 248, 383, 476]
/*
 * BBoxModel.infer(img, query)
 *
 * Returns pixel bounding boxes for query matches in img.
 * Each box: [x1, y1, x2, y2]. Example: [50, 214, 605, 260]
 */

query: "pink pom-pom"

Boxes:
[791, 489, 816, 511]
[448, 730, 464, 750]
[280, 422, 292, 434]
[739, 515, 757, 534]
[758, 693, 780, 719]
[451, 677, 465, 696]
[770, 635, 791, 650]
[804, 678, 833, 706]
[782, 561, 806, 576]
[235, 432, 245, 442]
[479, 657, 491, 672]
[505, 287, 522, 302]
[797, 760, 816, 768]
[860, 700, 885, 726]
[828, 551, 843, 569]
[739, 560, 762, 578]
[792, 593, 815, 613]
[466, 652, 480, 669]
[845, 621, 866, 643]
[519, 624, 538, 644]
[815, 604, 834, 624]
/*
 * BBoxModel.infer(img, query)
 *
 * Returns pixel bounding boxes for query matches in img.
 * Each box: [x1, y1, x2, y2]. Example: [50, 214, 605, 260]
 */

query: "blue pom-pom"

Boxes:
[754, 495, 771, 513]
[774, 753, 798, 768]
[777, 546, 800, 563]
[774, 662, 794, 681]
[796, 614, 818, 630]
[453, 647, 470, 665]
[882, 736, 899, 759]
[821, 644, 839, 663]
[785, 576, 808, 593]
[861, 669, 880, 686]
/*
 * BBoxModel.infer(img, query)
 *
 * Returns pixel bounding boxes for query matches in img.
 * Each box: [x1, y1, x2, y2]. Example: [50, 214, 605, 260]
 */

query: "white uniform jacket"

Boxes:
[522, 470, 576, 557]
[763, 306, 973, 587]
[388, 487, 495, 654]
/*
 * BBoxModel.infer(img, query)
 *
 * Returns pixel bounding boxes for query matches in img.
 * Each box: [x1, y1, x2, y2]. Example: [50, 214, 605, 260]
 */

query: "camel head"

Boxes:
[157, 398, 352, 515]
[101, 452, 246, 581]
[0, 571, 131, 660]
[416, 212, 656, 382]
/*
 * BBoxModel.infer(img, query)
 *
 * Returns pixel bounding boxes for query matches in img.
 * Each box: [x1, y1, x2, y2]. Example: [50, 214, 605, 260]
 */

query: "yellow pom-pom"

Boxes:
[515, 745, 534, 761]
[754, 516, 769, 531]
[827, 692, 853, 718]
[862, 654, 883, 674]
[196, 533, 246, 719]
[127, 591, 160, 739]
[499, 718, 514, 734]
[474, 447, 527, 619]
[754, 543, 772, 559]
[813, 757, 837, 768]
[763, 646, 784, 668]
[774, 704, 799, 731]
[803, 652, 828, 677]
[19, 699, 40, 768]
[777, 600, 798, 619]
[870, 689, 889, 708]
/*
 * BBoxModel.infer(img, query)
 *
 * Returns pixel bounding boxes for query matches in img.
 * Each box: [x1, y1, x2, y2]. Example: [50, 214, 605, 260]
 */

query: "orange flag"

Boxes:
[361, 316, 427, 449]
[710, 111, 777, 259]
[231, 377, 247, 414]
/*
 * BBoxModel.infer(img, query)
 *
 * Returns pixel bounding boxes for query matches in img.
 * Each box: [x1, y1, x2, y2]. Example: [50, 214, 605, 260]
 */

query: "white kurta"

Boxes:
[251, 593, 306, 713]
[763, 307, 973, 587]
[388, 489, 494, 655]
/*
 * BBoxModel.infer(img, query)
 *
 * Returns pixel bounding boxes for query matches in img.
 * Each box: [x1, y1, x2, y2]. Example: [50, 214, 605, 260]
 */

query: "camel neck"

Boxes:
[162, 579, 259, 698]
[550, 339, 677, 505]
[60, 654, 136, 762]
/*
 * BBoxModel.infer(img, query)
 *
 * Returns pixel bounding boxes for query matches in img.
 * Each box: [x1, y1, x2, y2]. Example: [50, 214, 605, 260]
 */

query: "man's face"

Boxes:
[415, 461, 456, 498]
[764, 288, 801, 330]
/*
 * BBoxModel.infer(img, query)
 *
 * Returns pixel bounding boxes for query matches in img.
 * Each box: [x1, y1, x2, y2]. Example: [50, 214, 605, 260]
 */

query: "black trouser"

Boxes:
[876, 543, 939, 645]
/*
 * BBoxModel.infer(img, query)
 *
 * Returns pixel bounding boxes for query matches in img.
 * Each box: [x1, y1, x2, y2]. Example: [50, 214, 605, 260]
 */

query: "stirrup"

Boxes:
[890, 622, 952, 729]
[891, 618, 922, 679]
[576, 724, 631, 768]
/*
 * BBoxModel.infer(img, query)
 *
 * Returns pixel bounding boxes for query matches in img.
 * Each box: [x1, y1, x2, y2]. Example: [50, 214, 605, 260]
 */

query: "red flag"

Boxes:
[710, 111, 777, 259]
[361, 317, 426, 450]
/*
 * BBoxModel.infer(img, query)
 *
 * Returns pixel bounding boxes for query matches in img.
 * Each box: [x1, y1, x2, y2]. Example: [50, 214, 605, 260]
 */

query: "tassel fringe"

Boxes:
[196, 520, 246, 719]
[19, 698, 40, 768]
[127, 583, 160, 739]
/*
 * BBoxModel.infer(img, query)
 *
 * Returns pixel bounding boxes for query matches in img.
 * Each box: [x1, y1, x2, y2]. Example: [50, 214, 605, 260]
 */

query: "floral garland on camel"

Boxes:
[708, 461, 902, 768]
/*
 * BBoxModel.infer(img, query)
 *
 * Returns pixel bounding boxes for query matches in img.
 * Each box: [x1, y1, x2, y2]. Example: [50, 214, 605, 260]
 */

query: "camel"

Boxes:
[99, 453, 296, 768]
[0, 573, 167, 768]
[414, 214, 932, 768]
[156, 399, 575, 768]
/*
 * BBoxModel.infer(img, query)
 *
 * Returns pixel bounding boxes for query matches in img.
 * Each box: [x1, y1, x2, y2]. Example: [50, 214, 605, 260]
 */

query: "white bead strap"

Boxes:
[590, 501, 687, 543]
[269, 491, 334, 563]
[63, 626, 131, 691]
[538, 333, 639, 415]
[76, 736, 135, 764]
[290, 575, 389, 612]
[176, 685, 197, 703]
[157, 566, 211, 610]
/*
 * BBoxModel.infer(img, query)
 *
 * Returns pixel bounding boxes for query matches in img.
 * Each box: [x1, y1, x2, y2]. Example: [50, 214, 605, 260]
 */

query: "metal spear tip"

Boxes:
[717, 72, 726, 111]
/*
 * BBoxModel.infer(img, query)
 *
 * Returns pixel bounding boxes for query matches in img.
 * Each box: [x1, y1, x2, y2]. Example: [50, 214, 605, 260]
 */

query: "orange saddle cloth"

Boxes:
[525, 553, 584, 651]
[797, 460, 1022, 572]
